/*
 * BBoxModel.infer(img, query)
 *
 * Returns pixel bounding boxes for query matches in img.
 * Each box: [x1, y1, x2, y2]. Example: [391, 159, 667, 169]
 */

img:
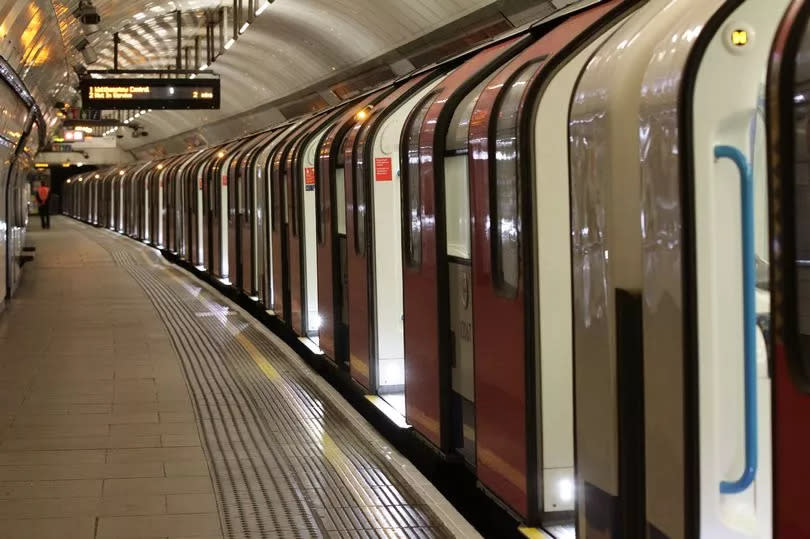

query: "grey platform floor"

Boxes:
[0, 217, 479, 539]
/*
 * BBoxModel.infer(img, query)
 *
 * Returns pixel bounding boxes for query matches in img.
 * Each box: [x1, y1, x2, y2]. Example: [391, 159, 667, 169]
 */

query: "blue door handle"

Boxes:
[714, 145, 758, 495]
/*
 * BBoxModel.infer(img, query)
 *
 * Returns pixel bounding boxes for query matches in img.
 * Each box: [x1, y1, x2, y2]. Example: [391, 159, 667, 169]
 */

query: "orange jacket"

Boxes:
[37, 185, 50, 204]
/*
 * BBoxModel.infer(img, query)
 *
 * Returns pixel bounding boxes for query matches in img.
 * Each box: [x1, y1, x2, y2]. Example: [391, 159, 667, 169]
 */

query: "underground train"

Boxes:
[0, 58, 42, 312]
[63, 0, 810, 536]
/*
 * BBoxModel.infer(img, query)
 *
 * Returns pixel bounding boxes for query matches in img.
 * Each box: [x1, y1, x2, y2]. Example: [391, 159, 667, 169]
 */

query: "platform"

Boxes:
[0, 217, 479, 539]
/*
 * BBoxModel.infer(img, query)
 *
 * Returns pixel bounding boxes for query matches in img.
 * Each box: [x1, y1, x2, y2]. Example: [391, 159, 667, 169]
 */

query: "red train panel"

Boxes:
[767, 2, 810, 536]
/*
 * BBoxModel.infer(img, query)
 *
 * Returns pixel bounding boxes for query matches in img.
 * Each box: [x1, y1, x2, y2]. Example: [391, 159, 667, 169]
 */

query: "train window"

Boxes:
[354, 139, 367, 256]
[270, 151, 281, 232]
[491, 61, 540, 297]
[791, 23, 810, 387]
[403, 92, 436, 268]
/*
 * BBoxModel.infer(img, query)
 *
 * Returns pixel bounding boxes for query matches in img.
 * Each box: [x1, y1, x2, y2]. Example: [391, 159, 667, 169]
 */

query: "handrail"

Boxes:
[715, 144, 758, 495]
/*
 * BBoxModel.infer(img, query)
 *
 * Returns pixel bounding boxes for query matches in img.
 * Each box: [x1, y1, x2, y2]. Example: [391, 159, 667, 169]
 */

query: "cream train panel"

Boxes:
[638, 1, 730, 537]
[569, 0, 698, 534]
[691, 0, 787, 536]
[372, 78, 443, 373]
[303, 127, 330, 334]
[157, 167, 167, 247]
[196, 165, 205, 267]
[255, 141, 280, 305]
[255, 124, 297, 308]
[144, 167, 150, 242]
[532, 19, 623, 514]
[220, 155, 236, 280]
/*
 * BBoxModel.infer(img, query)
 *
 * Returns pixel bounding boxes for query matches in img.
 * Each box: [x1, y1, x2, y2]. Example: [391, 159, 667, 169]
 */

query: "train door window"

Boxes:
[445, 77, 493, 260]
[270, 149, 280, 232]
[336, 135, 350, 236]
[792, 25, 810, 386]
[354, 135, 367, 256]
[492, 62, 539, 297]
[403, 92, 436, 268]
[237, 158, 246, 217]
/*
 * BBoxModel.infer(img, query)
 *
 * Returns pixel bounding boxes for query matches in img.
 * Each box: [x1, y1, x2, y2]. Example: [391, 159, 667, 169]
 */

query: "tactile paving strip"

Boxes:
[89, 231, 454, 539]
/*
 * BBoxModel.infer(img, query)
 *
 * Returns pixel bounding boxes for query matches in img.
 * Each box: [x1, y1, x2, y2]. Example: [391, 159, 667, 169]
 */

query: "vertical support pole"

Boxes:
[206, 22, 212, 64]
[175, 10, 182, 71]
[248, 0, 255, 23]
[233, 0, 238, 40]
[194, 36, 200, 69]
[219, 7, 225, 54]
[184, 47, 191, 70]
[113, 32, 119, 71]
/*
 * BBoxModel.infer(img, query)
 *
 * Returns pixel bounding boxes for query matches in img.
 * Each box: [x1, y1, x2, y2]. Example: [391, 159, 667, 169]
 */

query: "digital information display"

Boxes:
[81, 78, 220, 110]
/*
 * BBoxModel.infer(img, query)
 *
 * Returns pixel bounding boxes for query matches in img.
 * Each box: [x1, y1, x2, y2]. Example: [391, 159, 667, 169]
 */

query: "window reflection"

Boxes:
[492, 62, 540, 296]
[403, 93, 435, 268]
[793, 20, 810, 381]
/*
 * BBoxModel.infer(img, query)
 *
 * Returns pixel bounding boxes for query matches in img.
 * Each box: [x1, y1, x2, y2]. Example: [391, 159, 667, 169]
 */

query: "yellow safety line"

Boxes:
[517, 526, 553, 539]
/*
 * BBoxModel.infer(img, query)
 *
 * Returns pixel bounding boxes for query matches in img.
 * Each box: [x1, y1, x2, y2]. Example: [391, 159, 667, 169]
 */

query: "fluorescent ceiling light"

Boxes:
[134, 12, 145, 19]
[189, 74, 196, 79]
[224, 38, 235, 50]
[239, 22, 249, 33]
[256, 1, 270, 15]
[199, 63, 208, 70]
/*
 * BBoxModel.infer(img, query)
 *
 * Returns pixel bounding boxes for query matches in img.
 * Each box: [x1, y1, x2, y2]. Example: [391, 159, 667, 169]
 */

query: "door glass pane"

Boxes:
[355, 146, 367, 256]
[793, 21, 810, 383]
[492, 62, 539, 296]
[403, 92, 435, 268]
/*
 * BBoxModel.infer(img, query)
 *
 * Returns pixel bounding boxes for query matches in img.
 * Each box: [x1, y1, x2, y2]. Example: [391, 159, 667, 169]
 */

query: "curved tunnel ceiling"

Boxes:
[110, 0, 506, 152]
[0, 0, 571, 154]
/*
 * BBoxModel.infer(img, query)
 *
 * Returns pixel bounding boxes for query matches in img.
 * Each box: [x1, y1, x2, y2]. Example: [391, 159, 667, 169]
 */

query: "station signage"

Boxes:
[80, 78, 220, 110]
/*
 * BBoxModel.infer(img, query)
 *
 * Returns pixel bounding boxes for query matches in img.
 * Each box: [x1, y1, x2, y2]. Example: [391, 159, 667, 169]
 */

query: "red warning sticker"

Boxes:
[375, 157, 392, 181]
[305, 167, 316, 191]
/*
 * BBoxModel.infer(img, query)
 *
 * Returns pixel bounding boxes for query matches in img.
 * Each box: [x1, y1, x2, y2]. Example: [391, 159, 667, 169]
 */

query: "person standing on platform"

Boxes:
[36, 181, 51, 229]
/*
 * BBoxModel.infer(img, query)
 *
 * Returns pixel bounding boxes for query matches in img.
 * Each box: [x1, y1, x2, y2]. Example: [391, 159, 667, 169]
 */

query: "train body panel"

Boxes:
[569, 0, 702, 535]
[689, 1, 786, 536]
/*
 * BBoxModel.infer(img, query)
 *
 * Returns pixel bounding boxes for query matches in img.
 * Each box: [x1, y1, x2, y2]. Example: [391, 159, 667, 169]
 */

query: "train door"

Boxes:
[295, 115, 341, 340]
[691, 0, 787, 537]
[634, 0, 790, 537]
[226, 146, 244, 286]
[464, 0, 632, 524]
[191, 150, 214, 266]
[345, 74, 441, 399]
[116, 172, 124, 232]
[402, 35, 530, 450]
[171, 155, 193, 255]
[317, 94, 390, 363]
[767, 2, 810, 536]
[444, 74, 505, 468]
[254, 133, 287, 308]
[239, 135, 269, 296]
[568, 0, 704, 535]
[217, 150, 236, 280]
[153, 162, 164, 247]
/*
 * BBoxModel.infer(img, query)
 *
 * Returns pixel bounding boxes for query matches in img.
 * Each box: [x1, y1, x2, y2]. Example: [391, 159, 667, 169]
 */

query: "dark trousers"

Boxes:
[39, 204, 50, 229]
